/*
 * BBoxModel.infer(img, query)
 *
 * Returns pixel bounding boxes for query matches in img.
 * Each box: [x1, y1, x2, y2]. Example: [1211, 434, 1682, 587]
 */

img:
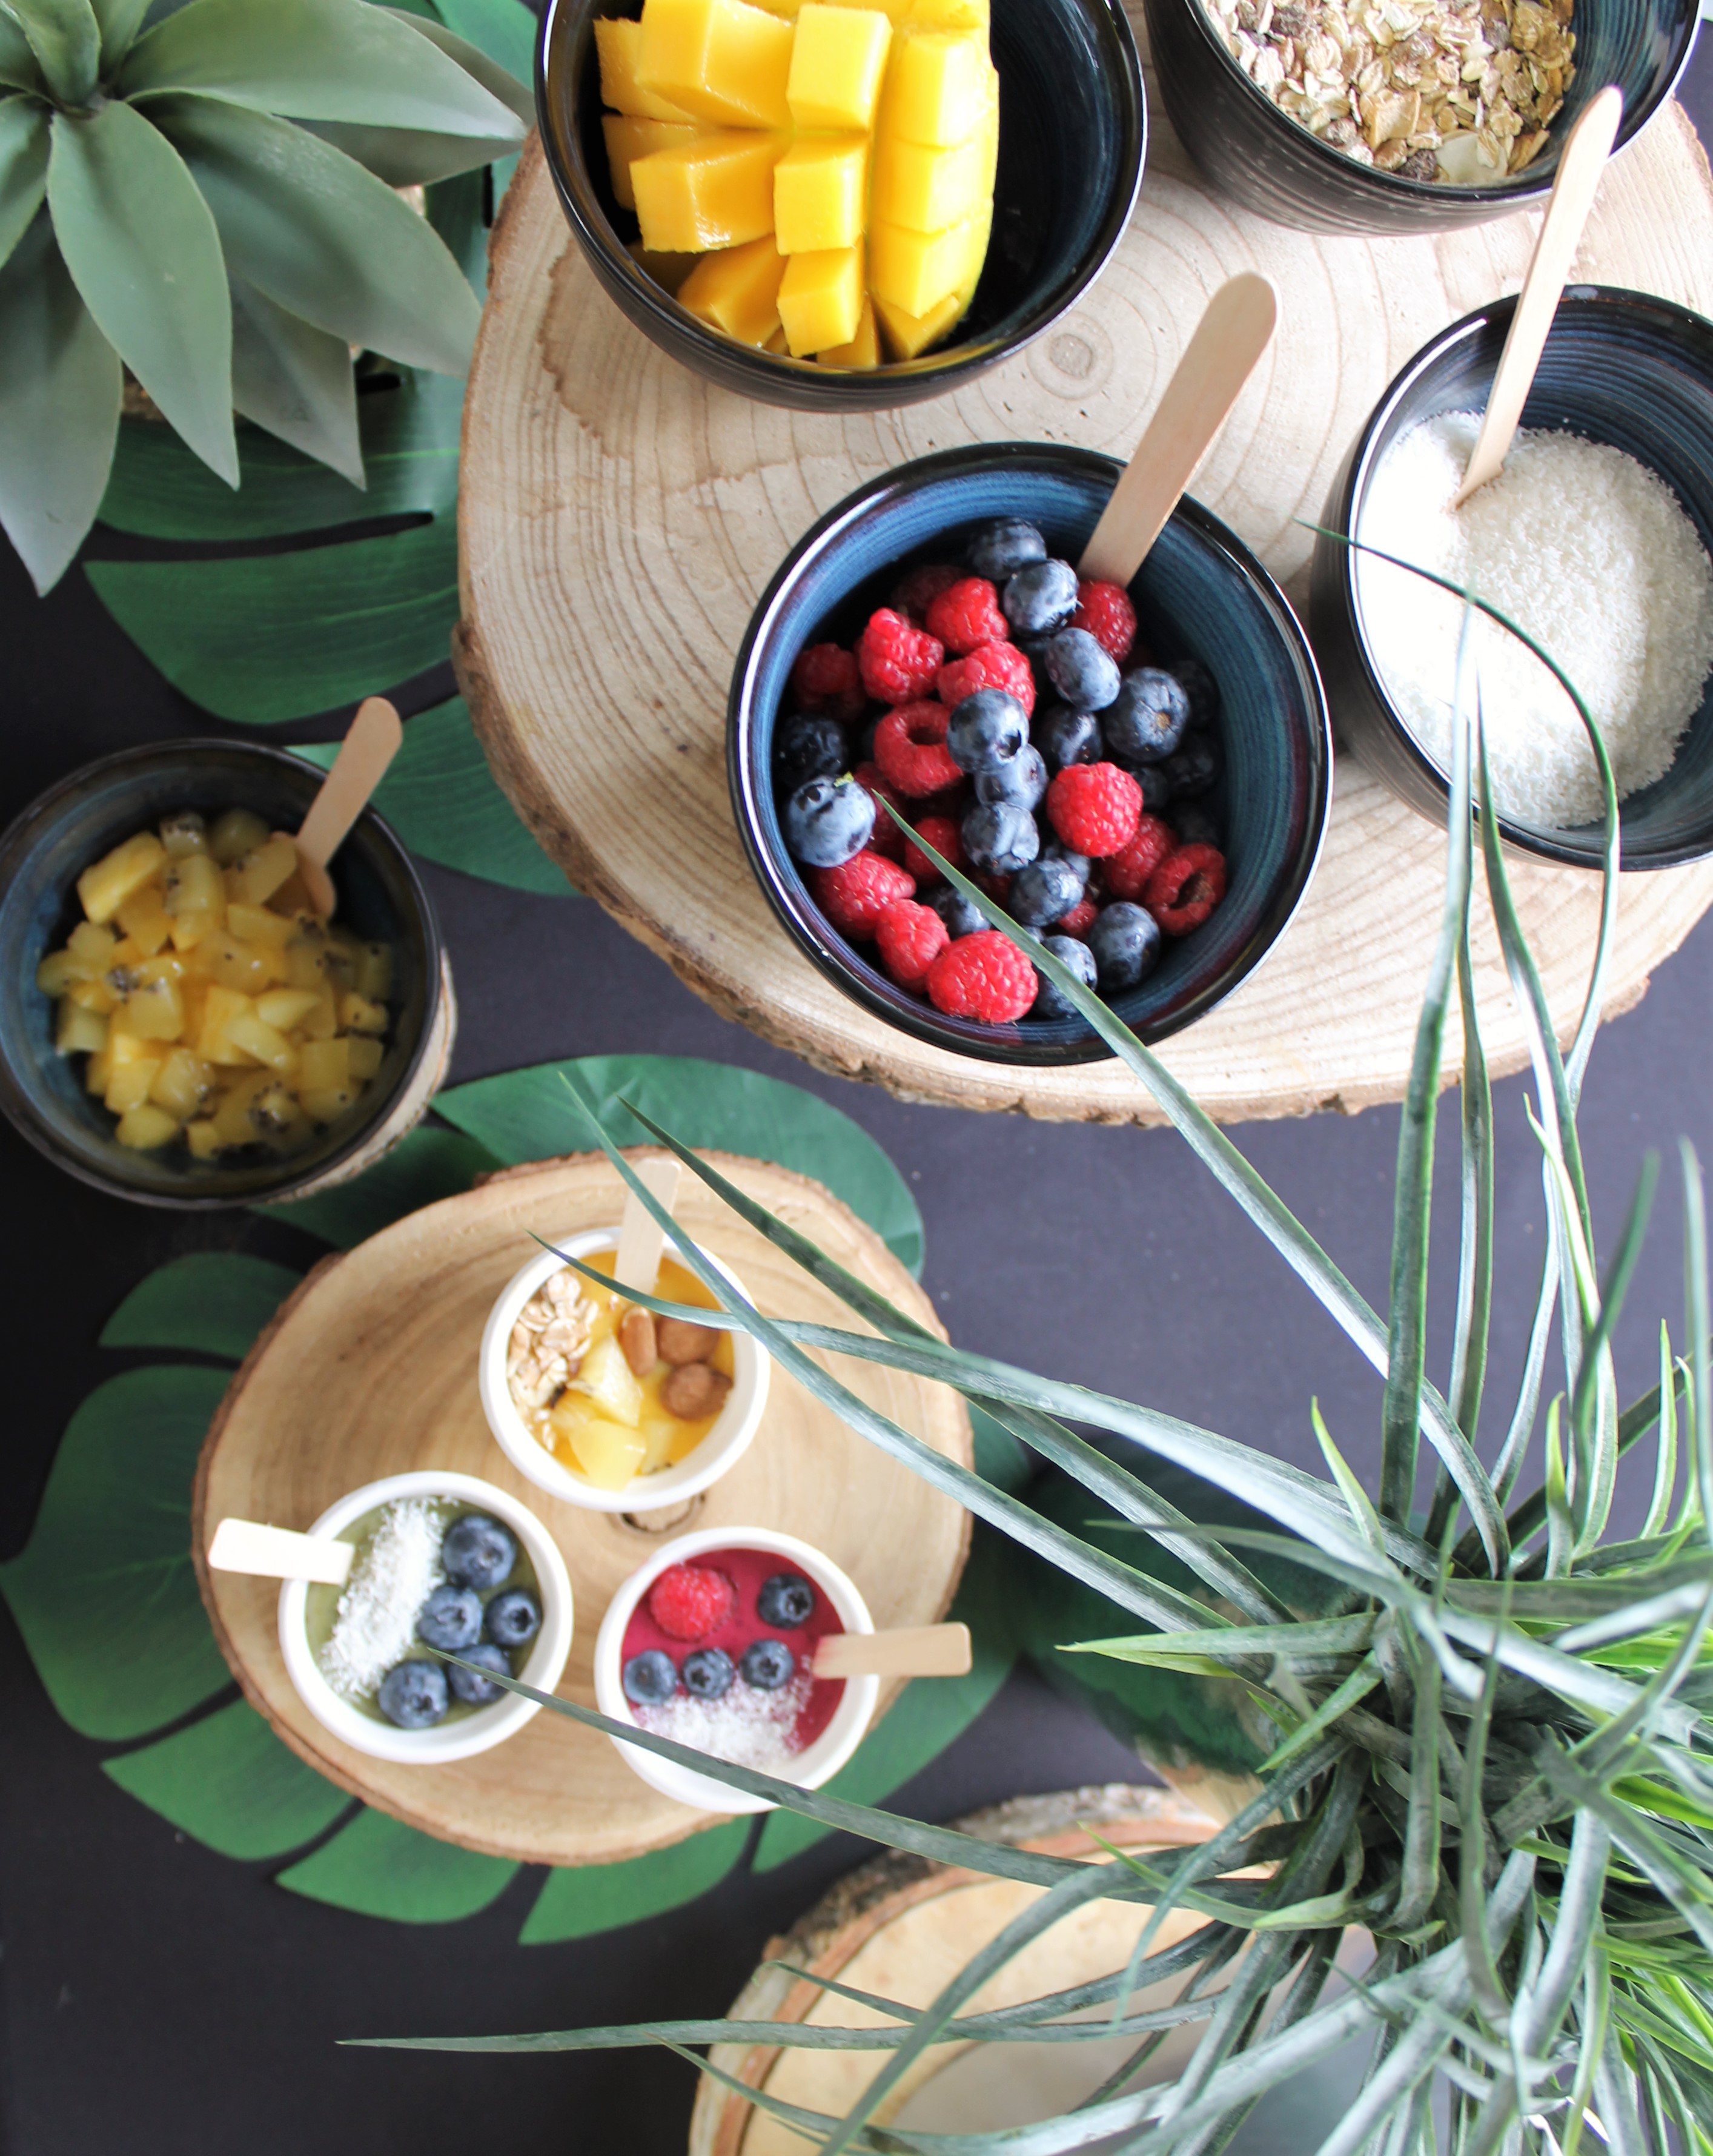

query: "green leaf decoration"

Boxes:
[277, 1807, 520, 1921]
[303, 111, 516, 187]
[436, 1057, 926, 1277]
[48, 100, 236, 483]
[0, 96, 48, 273]
[382, 5, 532, 122]
[429, 0, 533, 87]
[293, 698, 577, 897]
[0, 211, 121, 592]
[7, 0, 98, 102]
[0, 6, 44, 90]
[260, 1122, 500, 1246]
[91, 0, 151, 70]
[99, 1250, 302, 1359]
[519, 1822, 750, 1944]
[230, 273, 363, 484]
[0, 1366, 231, 1740]
[104, 1698, 353, 1859]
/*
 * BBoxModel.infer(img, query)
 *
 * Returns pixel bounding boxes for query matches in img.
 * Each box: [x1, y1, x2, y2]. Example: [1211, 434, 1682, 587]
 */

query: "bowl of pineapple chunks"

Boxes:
[0, 740, 451, 1208]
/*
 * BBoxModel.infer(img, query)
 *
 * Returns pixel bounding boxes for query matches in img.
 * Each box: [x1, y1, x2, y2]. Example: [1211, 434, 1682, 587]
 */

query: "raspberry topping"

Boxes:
[853, 761, 907, 859]
[1145, 844, 1228, 934]
[648, 1563, 736, 1641]
[890, 561, 963, 624]
[858, 608, 944, 705]
[1046, 762, 1144, 858]
[873, 702, 963, 798]
[1103, 813, 1178, 901]
[937, 640, 1036, 717]
[926, 577, 1009, 656]
[875, 899, 950, 991]
[810, 850, 917, 939]
[1055, 897, 1099, 938]
[790, 641, 867, 722]
[903, 815, 965, 885]
[926, 930, 1038, 1023]
[1071, 580, 1139, 664]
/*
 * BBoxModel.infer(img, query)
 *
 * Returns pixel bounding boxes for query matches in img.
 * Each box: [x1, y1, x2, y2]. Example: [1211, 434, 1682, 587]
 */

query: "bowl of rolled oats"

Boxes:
[1144, 0, 1698, 231]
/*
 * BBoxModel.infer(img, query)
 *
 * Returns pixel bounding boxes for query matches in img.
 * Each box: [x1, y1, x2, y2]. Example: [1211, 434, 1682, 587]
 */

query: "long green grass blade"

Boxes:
[1647, 1326, 1682, 1541]
[1684, 1144, 1713, 1546]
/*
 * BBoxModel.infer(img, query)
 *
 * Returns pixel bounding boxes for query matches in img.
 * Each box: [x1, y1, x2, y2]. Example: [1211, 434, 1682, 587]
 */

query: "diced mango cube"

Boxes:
[602, 113, 702, 208]
[774, 134, 867, 253]
[78, 831, 167, 925]
[871, 123, 987, 231]
[824, 0, 912, 21]
[778, 240, 864, 354]
[632, 128, 787, 251]
[230, 832, 298, 907]
[116, 1102, 181, 1151]
[869, 210, 982, 315]
[627, 240, 700, 292]
[876, 24, 987, 145]
[764, 321, 789, 350]
[873, 281, 966, 357]
[818, 293, 881, 365]
[637, 0, 794, 128]
[904, 0, 988, 28]
[786, 4, 890, 131]
[678, 233, 787, 345]
[595, 15, 695, 119]
[568, 1335, 645, 1427]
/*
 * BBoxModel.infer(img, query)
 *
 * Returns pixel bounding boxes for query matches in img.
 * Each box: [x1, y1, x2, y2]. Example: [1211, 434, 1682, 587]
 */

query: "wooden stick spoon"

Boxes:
[208, 1516, 354, 1586]
[1078, 273, 1277, 587]
[812, 1622, 972, 1679]
[292, 695, 405, 917]
[1454, 85, 1623, 507]
[614, 1156, 683, 1296]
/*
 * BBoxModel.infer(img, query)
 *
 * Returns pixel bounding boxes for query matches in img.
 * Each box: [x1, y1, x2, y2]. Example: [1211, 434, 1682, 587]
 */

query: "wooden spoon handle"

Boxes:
[208, 1517, 354, 1585]
[812, 1622, 973, 1679]
[1455, 85, 1623, 507]
[1078, 273, 1277, 587]
[293, 696, 405, 913]
[614, 1156, 683, 1295]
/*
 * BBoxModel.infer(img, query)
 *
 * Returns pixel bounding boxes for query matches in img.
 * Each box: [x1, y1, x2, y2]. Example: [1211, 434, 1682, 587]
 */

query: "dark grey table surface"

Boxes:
[5, 64, 1713, 2149]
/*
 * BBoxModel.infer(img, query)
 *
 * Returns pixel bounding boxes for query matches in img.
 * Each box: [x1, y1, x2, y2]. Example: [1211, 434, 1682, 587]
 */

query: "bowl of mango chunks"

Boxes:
[535, 0, 1146, 408]
[0, 739, 452, 1209]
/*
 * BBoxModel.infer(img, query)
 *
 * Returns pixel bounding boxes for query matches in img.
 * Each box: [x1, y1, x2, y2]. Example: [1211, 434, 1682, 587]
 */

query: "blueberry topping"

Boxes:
[784, 775, 875, 867]
[741, 1638, 796, 1690]
[1043, 839, 1091, 884]
[1104, 670, 1191, 764]
[623, 1649, 679, 1704]
[1043, 628, 1121, 712]
[1087, 902, 1162, 991]
[973, 744, 1047, 812]
[757, 1572, 817, 1627]
[1132, 762, 1174, 813]
[442, 1513, 517, 1592]
[378, 1659, 449, 1729]
[1036, 704, 1102, 770]
[966, 517, 1047, 583]
[683, 1647, 736, 1699]
[775, 712, 848, 792]
[1169, 657, 1220, 729]
[1171, 804, 1224, 850]
[1010, 856, 1085, 928]
[1161, 735, 1222, 799]
[485, 1587, 542, 1650]
[946, 689, 1028, 775]
[930, 885, 986, 939]
[448, 1642, 512, 1706]
[962, 800, 1040, 875]
[1030, 933, 1099, 1019]
[1001, 558, 1078, 639]
[417, 1584, 482, 1652]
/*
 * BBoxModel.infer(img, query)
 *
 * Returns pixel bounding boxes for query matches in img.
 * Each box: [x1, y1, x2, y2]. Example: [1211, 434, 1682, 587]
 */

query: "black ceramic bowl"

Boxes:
[1310, 286, 1713, 870]
[729, 444, 1331, 1064]
[535, 0, 1145, 411]
[0, 741, 451, 1208]
[1144, 0, 1698, 235]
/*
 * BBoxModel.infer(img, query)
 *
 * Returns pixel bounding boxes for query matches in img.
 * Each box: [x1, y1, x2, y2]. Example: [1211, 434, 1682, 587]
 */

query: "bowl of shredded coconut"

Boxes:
[278, 1470, 574, 1765]
[1311, 286, 1713, 865]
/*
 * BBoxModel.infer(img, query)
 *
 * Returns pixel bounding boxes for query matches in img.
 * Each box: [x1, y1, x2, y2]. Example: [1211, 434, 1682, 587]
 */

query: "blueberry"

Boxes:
[1171, 805, 1224, 850]
[966, 517, 1046, 583]
[1087, 902, 1162, 991]
[1043, 839, 1090, 885]
[379, 1659, 449, 1729]
[448, 1643, 512, 1706]
[1043, 629, 1121, 712]
[442, 1513, 517, 1592]
[775, 712, 847, 792]
[930, 885, 986, 939]
[962, 801, 1040, 875]
[1133, 763, 1174, 814]
[417, 1584, 482, 1652]
[1029, 934, 1099, 1019]
[1010, 857, 1084, 928]
[1162, 735, 1222, 799]
[757, 1572, 816, 1627]
[623, 1649, 678, 1704]
[947, 689, 1028, 775]
[741, 1639, 796, 1690]
[974, 744, 1047, 811]
[1104, 670, 1191, 764]
[485, 1587, 542, 1650]
[784, 775, 875, 867]
[1170, 658, 1220, 729]
[1001, 558, 1078, 639]
[683, 1647, 735, 1699]
[1037, 704, 1102, 770]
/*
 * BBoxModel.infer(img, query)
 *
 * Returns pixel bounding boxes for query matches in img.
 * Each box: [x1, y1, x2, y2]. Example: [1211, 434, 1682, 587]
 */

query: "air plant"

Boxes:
[0, 0, 529, 592]
[373, 584, 1713, 2156]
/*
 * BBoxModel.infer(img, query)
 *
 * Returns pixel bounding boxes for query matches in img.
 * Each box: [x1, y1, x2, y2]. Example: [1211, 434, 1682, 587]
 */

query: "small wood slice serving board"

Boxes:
[191, 1149, 972, 1867]
[459, 14, 1713, 1126]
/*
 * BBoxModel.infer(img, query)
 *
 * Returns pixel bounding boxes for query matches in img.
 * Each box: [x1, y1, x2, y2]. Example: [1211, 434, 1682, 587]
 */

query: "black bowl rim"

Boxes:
[727, 440, 1334, 1067]
[1156, 0, 1700, 208]
[1327, 282, 1713, 871]
[534, 0, 1148, 408]
[0, 737, 445, 1211]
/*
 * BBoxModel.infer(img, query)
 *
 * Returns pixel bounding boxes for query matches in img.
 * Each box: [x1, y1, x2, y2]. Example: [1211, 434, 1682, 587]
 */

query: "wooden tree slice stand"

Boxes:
[191, 1149, 972, 1866]
[458, 19, 1713, 1127]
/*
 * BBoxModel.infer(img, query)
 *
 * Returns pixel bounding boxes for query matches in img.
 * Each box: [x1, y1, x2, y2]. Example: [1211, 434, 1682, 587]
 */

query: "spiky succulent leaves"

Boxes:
[7, 0, 98, 102]
[0, 96, 47, 266]
[227, 273, 361, 485]
[0, 8, 44, 91]
[299, 6, 530, 184]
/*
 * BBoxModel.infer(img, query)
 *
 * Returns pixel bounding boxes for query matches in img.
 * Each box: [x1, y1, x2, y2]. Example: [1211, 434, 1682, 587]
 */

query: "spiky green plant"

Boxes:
[0, 0, 528, 592]
[371, 588, 1713, 2156]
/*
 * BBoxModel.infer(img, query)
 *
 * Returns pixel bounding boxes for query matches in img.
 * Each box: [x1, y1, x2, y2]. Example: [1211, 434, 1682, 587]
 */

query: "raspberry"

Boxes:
[938, 641, 1036, 717]
[648, 1563, 735, 1641]
[858, 608, 944, 704]
[1055, 897, 1098, 938]
[875, 899, 950, 991]
[790, 641, 866, 722]
[926, 577, 1008, 656]
[973, 870, 1012, 906]
[1145, 844, 1228, 935]
[853, 761, 907, 859]
[1047, 762, 1142, 858]
[926, 930, 1038, 1023]
[874, 702, 963, 798]
[1071, 580, 1138, 664]
[903, 815, 965, 885]
[1103, 813, 1178, 901]
[810, 850, 916, 938]
[890, 561, 963, 623]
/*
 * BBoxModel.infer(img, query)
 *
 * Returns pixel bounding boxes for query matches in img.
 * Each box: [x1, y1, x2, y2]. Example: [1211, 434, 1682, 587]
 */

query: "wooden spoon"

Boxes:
[614, 1156, 684, 1296]
[1454, 85, 1623, 508]
[208, 1516, 354, 1586]
[291, 695, 405, 917]
[812, 1622, 972, 1679]
[1078, 273, 1277, 587]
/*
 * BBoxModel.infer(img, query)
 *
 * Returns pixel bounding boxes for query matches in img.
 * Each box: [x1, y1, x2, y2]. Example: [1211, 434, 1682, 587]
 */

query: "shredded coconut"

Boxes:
[1354, 411, 1713, 827]
[634, 1671, 813, 1773]
[317, 1498, 449, 1702]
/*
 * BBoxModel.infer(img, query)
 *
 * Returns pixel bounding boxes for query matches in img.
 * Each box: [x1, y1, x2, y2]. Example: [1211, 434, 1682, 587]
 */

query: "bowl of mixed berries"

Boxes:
[728, 444, 1332, 1063]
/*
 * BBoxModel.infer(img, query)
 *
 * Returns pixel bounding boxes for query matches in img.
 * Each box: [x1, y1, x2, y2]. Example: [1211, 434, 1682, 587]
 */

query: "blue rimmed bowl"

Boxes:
[728, 444, 1333, 1066]
[1310, 286, 1713, 869]
[535, 0, 1145, 412]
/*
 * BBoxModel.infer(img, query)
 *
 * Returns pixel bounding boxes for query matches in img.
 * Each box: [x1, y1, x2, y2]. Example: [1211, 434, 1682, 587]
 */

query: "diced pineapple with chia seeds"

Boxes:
[348, 1035, 383, 1080]
[115, 885, 172, 956]
[116, 970, 186, 1041]
[568, 1334, 646, 1427]
[225, 1011, 299, 1073]
[339, 993, 388, 1036]
[151, 1047, 212, 1120]
[105, 1058, 160, 1114]
[300, 1084, 359, 1125]
[78, 830, 168, 924]
[208, 808, 269, 865]
[159, 810, 207, 859]
[255, 988, 320, 1033]
[55, 1002, 107, 1056]
[229, 832, 299, 907]
[227, 901, 296, 949]
[202, 932, 281, 995]
[299, 1037, 351, 1093]
[185, 1118, 222, 1159]
[549, 1395, 648, 1488]
[116, 1102, 181, 1151]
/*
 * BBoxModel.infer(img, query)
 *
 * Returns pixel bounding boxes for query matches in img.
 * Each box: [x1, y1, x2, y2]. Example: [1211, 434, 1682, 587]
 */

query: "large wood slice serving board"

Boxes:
[457, 20, 1713, 1126]
[191, 1150, 972, 1866]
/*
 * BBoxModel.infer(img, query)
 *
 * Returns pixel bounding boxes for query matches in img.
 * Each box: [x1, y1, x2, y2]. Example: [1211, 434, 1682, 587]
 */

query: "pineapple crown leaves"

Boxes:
[0, 0, 528, 592]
